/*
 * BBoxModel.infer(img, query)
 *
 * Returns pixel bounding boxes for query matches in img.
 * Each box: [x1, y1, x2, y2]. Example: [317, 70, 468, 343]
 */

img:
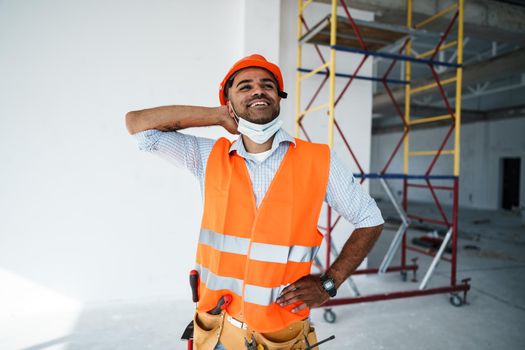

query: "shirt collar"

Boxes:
[229, 128, 296, 159]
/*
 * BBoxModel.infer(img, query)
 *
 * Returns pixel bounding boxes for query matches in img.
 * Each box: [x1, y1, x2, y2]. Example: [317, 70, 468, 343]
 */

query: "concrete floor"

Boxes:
[3, 205, 525, 350]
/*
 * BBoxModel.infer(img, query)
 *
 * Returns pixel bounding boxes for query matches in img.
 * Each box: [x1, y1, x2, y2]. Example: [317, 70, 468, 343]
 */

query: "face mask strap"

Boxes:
[228, 101, 241, 126]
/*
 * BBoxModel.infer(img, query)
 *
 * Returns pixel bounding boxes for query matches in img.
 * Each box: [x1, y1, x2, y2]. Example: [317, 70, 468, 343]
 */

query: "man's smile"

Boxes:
[248, 99, 271, 108]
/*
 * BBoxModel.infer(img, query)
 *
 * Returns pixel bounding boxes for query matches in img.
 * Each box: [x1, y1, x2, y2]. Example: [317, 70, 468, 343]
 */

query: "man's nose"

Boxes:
[251, 84, 266, 97]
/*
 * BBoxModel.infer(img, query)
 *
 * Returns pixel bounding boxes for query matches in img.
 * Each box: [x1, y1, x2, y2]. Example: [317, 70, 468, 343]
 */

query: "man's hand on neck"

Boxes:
[242, 133, 276, 154]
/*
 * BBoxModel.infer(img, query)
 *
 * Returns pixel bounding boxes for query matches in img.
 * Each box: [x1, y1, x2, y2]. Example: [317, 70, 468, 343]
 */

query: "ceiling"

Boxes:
[495, 0, 525, 6]
[360, 0, 525, 132]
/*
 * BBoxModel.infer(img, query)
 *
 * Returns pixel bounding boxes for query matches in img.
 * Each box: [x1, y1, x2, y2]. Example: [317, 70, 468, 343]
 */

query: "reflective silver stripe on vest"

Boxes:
[196, 264, 288, 306]
[199, 229, 250, 255]
[201, 228, 319, 264]
[249, 242, 320, 264]
[244, 284, 286, 306]
[195, 264, 286, 306]
[196, 264, 243, 297]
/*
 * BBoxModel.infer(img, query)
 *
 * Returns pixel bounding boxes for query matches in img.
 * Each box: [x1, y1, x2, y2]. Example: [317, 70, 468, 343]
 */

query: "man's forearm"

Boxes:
[125, 105, 226, 135]
[326, 224, 383, 288]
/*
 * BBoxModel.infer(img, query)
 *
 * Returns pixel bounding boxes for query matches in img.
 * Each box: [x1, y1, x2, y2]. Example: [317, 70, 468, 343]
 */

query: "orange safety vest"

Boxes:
[195, 137, 330, 333]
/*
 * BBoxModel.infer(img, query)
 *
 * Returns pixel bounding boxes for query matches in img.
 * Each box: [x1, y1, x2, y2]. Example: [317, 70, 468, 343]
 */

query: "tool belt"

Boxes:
[193, 310, 318, 350]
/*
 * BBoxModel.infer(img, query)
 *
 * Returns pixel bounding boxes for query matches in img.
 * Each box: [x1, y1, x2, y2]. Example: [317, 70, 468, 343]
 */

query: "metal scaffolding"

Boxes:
[296, 0, 471, 322]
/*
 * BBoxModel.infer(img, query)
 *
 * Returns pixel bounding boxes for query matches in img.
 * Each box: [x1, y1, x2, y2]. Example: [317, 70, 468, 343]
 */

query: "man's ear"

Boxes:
[227, 100, 235, 118]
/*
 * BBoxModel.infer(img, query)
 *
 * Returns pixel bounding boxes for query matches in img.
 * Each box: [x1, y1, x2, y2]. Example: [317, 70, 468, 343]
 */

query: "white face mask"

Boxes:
[230, 102, 283, 144]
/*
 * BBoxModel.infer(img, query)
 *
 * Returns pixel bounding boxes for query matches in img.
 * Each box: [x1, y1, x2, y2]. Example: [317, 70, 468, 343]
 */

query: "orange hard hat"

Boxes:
[219, 54, 287, 105]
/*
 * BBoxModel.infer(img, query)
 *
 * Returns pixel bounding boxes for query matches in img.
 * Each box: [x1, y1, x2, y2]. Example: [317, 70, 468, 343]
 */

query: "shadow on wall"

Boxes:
[21, 336, 70, 350]
[10, 297, 194, 350]
[1, 267, 194, 350]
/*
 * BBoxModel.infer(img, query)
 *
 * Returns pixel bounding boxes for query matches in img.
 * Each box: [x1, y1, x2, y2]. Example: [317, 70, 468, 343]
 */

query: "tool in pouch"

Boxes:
[181, 269, 233, 341]
[208, 294, 233, 315]
[244, 334, 261, 350]
[305, 334, 335, 349]
[181, 269, 200, 342]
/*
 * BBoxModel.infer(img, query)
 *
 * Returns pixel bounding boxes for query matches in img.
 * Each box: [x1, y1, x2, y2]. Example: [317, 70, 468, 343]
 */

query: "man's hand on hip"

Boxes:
[274, 225, 383, 314]
[276, 274, 329, 313]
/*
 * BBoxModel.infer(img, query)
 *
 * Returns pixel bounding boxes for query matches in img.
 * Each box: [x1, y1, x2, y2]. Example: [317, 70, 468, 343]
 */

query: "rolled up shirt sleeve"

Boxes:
[133, 129, 215, 179]
[325, 150, 384, 228]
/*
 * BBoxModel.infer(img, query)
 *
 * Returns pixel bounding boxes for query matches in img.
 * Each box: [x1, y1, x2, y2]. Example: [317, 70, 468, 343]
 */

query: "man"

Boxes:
[126, 54, 383, 350]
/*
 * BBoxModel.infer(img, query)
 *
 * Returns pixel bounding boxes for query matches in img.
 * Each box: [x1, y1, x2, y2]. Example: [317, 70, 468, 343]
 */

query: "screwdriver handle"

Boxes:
[189, 270, 199, 303]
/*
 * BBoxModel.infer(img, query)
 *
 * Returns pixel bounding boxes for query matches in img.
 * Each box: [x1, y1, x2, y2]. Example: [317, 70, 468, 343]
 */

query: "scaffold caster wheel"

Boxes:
[400, 271, 408, 282]
[450, 294, 463, 307]
[323, 309, 336, 323]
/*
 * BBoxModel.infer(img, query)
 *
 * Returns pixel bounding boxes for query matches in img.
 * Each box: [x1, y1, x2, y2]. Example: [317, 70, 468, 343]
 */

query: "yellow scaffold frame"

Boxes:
[294, 0, 469, 313]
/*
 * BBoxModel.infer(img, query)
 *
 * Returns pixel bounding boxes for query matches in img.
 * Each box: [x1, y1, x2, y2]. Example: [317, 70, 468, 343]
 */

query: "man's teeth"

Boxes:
[250, 101, 269, 107]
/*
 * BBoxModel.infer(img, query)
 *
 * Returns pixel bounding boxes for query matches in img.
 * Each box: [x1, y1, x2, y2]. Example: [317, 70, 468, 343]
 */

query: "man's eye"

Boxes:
[264, 84, 275, 89]
[239, 85, 250, 91]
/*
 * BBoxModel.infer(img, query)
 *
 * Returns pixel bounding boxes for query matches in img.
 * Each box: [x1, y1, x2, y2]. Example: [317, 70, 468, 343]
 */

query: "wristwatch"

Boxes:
[320, 273, 337, 297]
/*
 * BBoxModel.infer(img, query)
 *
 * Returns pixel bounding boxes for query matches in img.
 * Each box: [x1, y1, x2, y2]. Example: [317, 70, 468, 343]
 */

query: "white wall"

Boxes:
[243, 0, 281, 62]
[0, 0, 374, 324]
[0, 0, 246, 314]
[371, 117, 525, 211]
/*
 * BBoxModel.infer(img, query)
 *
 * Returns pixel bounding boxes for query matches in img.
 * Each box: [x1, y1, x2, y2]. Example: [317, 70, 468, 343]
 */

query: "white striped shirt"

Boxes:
[134, 128, 383, 228]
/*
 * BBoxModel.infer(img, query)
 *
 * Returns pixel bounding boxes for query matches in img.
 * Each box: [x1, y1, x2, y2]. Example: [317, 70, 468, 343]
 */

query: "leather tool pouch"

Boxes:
[200, 313, 319, 350]
[218, 315, 249, 350]
[253, 321, 319, 350]
[192, 311, 224, 350]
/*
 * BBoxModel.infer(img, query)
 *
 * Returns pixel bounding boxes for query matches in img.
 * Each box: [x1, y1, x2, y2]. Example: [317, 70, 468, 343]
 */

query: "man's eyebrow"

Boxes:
[236, 78, 277, 87]
[236, 79, 253, 87]
[261, 78, 277, 85]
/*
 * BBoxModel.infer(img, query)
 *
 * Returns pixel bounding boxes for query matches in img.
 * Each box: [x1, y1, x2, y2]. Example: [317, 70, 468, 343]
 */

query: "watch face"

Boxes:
[324, 280, 335, 289]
